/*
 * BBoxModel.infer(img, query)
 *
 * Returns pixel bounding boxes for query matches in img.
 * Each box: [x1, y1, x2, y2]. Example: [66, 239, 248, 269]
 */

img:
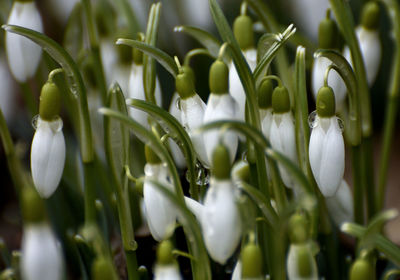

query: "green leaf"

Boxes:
[253, 24, 296, 83]
[143, 3, 162, 104]
[116, 39, 178, 77]
[174, 25, 221, 58]
[2, 24, 93, 162]
[126, 98, 199, 200]
[148, 179, 211, 280]
[104, 83, 130, 186]
[314, 49, 361, 146]
[63, 2, 83, 60]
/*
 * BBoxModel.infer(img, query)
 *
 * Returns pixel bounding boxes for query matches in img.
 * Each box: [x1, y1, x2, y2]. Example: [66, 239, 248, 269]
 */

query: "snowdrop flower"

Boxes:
[21, 187, 63, 280]
[325, 180, 354, 226]
[201, 144, 242, 264]
[312, 11, 346, 110]
[128, 47, 162, 129]
[154, 240, 182, 280]
[309, 86, 345, 197]
[175, 65, 209, 166]
[270, 85, 298, 189]
[143, 145, 177, 241]
[31, 80, 66, 198]
[230, 11, 257, 122]
[343, 2, 381, 86]
[204, 58, 239, 164]
[258, 79, 274, 139]
[168, 92, 187, 169]
[6, 0, 43, 82]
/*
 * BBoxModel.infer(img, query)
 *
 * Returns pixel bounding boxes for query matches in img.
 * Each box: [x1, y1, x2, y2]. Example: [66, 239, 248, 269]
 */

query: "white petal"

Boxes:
[309, 119, 325, 188]
[260, 108, 273, 140]
[168, 93, 186, 169]
[154, 264, 182, 280]
[31, 119, 66, 198]
[311, 56, 346, 109]
[287, 243, 318, 280]
[203, 94, 239, 163]
[318, 117, 344, 197]
[231, 260, 242, 280]
[143, 164, 177, 241]
[180, 94, 209, 166]
[6, 2, 43, 82]
[179, 0, 212, 29]
[326, 180, 354, 226]
[201, 179, 241, 264]
[100, 39, 118, 86]
[111, 64, 131, 97]
[21, 224, 63, 280]
[128, 64, 162, 129]
[184, 196, 204, 219]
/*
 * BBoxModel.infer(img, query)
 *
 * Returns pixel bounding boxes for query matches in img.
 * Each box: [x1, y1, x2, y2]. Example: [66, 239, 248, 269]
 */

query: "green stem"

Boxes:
[362, 137, 376, 221]
[84, 161, 97, 225]
[20, 82, 38, 117]
[377, 0, 400, 211]
[81, 0, 108, 104]
[352, 145, 364, 225]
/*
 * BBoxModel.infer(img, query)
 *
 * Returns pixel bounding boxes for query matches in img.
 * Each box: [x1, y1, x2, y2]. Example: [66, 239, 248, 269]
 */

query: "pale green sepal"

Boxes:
[316, 86, 336, 117]
[272, 86, 290, 113]
[22, 187, 46, 224]
[233, 15, 254, 50]
[212, 144, 231, 179]
[209, 60, 229, 94]
[361, 1, 380, 30]
[39, 81, 61, 121]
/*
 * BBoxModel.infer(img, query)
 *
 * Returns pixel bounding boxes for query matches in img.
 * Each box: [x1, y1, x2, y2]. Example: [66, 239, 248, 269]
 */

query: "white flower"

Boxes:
[343, 26, 381, 86]
[128, 64, 162, 129]
[143, 163, 177, 241]
[168, 93, 186, 169]
[180, 94, 209, 166]
[201, 178, 241, 264]
[309, 116, 344, 197]
[311, 57, 346, 110]
[270, 112, 298, 188]
[6, 1, 43, 82]
[154, 264, 182, 280]
[287, 243, 318, 280]
[203, 93, 239, 164]
[31, 117, 66, 199]
[326, 180, 354, 226]
[229, 48, 257, 122]
[260, 108, 273, 140]
[21, 224, 63, 280]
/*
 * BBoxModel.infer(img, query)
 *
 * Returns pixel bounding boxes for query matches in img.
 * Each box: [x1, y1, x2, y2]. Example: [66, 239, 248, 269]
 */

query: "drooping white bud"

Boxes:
[229, 49, 257, 122]
[203, 93, 239, 164]
[325, 180, 354, 226]
[287, 243, 318, 280]
[168, 93, 187, 169]
[128, 64, 162, 129]
[21, 224, 64, 280]
[31, 117, 66, 198]
[309, 116, 344, 197]
[143, 163, 177, 241]
[154, 264, 182, 280]
[201, 178, 242, 264]
[343, 26, 381, 86]
[6, 1, 43, 82]
[270, 112, 298, 188]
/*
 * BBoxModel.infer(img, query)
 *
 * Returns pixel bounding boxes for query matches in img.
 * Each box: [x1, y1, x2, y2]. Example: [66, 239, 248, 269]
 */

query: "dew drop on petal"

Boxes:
[175, 97, 181, 110]
[49, 117, 63, 133]
[337, 117, 344, 131]
[31, 114, 40, 130]
[308, 111, 318, 129]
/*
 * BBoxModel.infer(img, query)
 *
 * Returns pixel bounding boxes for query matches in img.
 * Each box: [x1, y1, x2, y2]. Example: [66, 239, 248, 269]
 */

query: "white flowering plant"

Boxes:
[0, 0, 400, 279]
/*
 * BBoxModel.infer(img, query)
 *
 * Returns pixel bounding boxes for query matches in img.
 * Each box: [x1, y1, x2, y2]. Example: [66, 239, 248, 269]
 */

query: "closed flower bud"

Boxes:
[349, 257, 374, 280]
[143, 146, 177, 241]
[325, 180, 354, 226]
[201, 178, 241, 264]
[6, 0, 43, 82]
[287, 243, 318, 280]
[241, 243, 263, 279]
[258, 79, 273, 140]
[288, 213, 310, 244]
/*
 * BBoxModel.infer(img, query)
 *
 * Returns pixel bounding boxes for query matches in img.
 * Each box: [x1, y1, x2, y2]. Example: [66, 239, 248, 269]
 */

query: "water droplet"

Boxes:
[49, 117, 63, 133]
[175, 97, 181, 110]
[31, 114, 40, 130]
[308, 111, 318, 128]
[186, 162, 210, 186]
[241, 151, 248, 162]
[337, 117, 344, 131]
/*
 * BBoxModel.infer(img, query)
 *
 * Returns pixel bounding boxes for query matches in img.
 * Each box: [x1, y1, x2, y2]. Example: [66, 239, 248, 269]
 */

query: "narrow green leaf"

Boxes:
[63, 2, 83, 60]
[126, 98, 199, 200]
[143, 3, 162, 104]
[174, 25, 221, 58]
[314, 49, 361, 146]
[148, 179, 211, 280]
[116, 39, 178, 77]
[2, 24, 93, 162]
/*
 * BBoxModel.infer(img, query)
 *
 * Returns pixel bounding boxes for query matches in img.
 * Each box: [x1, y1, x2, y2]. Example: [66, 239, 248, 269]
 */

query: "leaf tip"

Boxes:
[340, 222, 350, 233]
[98, 107, 108, 115]
[2, 24, 10, 31]
[115, 38, 124, 45]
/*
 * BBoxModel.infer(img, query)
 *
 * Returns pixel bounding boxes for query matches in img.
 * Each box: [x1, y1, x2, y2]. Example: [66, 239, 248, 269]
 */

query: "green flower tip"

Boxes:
[145, 145, 161, 164]
[133, 48, 143, 65]
[316, 86, 336, 117]
[212, 144, 231, 179]
[296, 245, 314, 277]
[181, 65, 195, 84]
[95, 0, 116, 37]
[39, 81, 61, 121]
[209, 60, 229, 94]
[92, 257, 118, 280]
[361, 1, 380, 30]
[241, 243, 263, 278]
[157, 240, 174, 265]
[115, 30, 133, 65]
[318, 16, 339, 49]
[349, 258, 374, 280]
[272, 86, 290, 113]
[233, 15, 254, 50]
[22, 187, 46, 224]
[176, 69, 196, 99]
[258, 79, 273, 109]
[288, 213, 309, 244]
